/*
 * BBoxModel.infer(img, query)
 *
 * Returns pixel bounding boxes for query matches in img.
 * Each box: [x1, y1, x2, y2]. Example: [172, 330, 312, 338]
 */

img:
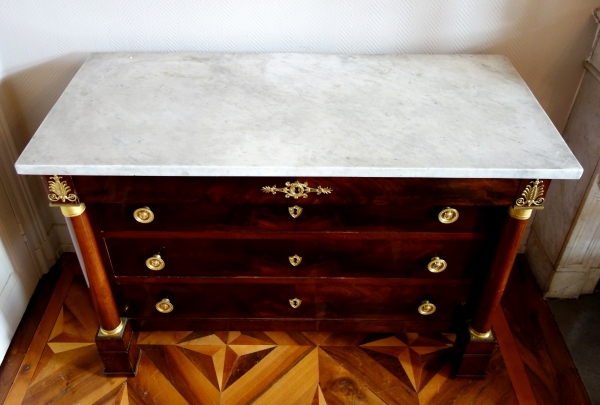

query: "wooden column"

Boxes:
[455, 206, 531, 379]
[64, 206, 121, 331]
[60, 204, 140, 376]
[471, 207, 530, 334]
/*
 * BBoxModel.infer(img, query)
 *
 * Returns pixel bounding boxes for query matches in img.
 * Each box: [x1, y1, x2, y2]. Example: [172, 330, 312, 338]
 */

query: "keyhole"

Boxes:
[289, 255, 302, 266]
[292, 208, 298, 215]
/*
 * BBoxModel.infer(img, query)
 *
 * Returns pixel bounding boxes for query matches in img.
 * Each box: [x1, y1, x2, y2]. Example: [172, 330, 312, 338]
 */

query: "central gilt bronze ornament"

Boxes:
[262, 181, 332, 199]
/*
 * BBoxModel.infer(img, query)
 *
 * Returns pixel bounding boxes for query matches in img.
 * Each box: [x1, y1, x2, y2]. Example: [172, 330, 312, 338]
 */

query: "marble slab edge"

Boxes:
[14, 164, 583, 179]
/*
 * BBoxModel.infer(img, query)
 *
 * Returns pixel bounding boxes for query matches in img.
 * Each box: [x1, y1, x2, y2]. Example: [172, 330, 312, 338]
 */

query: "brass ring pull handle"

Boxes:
[289, 255, 302, 266]
[156, 298, 174, 313]
[262, 181, 332, 199]
[438, 207, 459, 224]
[427, 257, 447, 273]
[133, 207, 154, 223]
[289, 298, 302, 308]
[146, 254, 165, 271]
[418, 300, 436, 315]
[288, 205, 303, 218]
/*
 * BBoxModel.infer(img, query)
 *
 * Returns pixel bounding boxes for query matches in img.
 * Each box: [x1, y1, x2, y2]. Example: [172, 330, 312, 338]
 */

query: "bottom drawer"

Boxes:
[315, 283, 469, 320]
[116, 281, 469, 322]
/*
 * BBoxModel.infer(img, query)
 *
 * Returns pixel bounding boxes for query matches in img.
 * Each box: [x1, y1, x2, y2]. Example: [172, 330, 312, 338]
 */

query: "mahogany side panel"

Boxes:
[470, 213, 528, 334]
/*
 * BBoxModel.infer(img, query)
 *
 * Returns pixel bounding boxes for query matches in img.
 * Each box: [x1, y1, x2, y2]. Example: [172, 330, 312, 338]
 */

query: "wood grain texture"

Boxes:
[6, 270, 522, 404]
[91, 202, 503, 234]
[105, 234, 488, 280]
[115, 281, 470, 326]
[0, 256, 64, 404]
[5, 253, 588, 405]
[500, 256, 591, 405]
[67, 210, 121, 331]
[73, 176, 521, 206]
[491, 301, 538, 404]
[3, 266, 76, 405]
[470, 212, 528, 333]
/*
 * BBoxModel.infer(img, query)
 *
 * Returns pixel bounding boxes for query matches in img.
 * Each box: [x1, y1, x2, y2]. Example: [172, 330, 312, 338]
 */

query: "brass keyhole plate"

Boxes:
[289, 255, 302, 266]
[288, 205, 303, 218]
[289, 298, 302, 308]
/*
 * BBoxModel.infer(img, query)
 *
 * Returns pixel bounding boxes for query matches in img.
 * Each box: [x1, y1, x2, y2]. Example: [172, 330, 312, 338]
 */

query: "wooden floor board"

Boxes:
[3, 265, 76, 405]
[0, 254, 591, 404]
[0, 257, 64, 404]
[501, 256, 592, 405]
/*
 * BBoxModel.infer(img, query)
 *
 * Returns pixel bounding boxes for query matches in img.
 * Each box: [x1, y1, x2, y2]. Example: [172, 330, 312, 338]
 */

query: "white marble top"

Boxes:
[16, 53, 582, 179]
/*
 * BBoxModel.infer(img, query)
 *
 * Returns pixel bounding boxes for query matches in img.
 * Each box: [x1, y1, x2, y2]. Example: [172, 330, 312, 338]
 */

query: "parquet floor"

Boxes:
[10, 274, 518, 405]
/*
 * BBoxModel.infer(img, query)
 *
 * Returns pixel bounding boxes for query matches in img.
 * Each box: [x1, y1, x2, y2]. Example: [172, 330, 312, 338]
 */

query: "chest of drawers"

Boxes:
[16, 53, 582, 379]
[79, 176, 512, 331]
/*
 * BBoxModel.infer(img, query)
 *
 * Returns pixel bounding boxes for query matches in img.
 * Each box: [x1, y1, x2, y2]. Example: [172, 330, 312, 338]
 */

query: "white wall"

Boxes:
[0, 0, 598, 361]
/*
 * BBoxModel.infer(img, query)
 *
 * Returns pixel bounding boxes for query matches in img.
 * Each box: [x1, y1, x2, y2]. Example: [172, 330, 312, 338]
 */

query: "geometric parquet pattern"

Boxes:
[21, 277, 517, 404]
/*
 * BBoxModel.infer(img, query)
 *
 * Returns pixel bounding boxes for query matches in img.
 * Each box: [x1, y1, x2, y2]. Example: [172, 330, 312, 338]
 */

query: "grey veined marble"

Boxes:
[16, 53, 582, 179]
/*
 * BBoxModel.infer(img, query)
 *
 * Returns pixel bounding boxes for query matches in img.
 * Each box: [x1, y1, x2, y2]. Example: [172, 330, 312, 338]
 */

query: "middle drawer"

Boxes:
[105, 234, 489, 280]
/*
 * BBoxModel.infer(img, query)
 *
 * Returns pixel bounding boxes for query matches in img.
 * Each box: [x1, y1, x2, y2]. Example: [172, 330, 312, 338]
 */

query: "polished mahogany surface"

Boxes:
[92, 203, 503, 233]
[105, 234, 488, 279]
[117, 281, 469, 319]
[74, 176, 522, 205]
[78, 176, 523, 335]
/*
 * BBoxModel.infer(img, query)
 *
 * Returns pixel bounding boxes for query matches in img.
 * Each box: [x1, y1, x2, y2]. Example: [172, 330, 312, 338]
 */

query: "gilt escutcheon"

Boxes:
[262, 181, 332, 199]
[288, 205, 303, 218]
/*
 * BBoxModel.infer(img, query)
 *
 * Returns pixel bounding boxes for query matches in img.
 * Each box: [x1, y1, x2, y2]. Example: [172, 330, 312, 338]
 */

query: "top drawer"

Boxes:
[73, 176, 522, 206]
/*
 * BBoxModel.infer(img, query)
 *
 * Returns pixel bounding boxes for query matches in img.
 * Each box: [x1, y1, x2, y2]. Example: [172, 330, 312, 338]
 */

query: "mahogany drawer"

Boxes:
[105, 234, 490, 280]
[313, 282, 470, 320]
[117, 283, 312, 319]
[116, 281, 469, 321]
[91, 203, 503, 233]
[74, 176, 522, 206]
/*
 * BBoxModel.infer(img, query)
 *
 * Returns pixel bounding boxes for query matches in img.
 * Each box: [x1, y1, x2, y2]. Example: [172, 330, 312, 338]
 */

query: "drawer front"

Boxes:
[75, 176, 521, 206]
[92, 203, 503, 233]
[314, 283, 470, 320]
[105, 235, 488, 280]
[117, 283, 312, 319]
[117, 282, 469, 321]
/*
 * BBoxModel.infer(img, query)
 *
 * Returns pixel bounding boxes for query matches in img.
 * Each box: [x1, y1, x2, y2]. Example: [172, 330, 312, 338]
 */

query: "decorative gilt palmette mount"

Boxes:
[514, 179, 545, 210]
[47, 175, 78, 203]
[262, 181, 332, 199]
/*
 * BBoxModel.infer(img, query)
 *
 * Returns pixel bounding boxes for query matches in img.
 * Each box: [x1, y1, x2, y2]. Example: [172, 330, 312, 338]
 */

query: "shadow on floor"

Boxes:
[548, 292, 600, 405]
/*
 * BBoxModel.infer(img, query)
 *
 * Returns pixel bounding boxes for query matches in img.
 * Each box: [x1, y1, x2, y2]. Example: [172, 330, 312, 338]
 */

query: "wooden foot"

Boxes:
[454, 322, 497, 379]
[95, 318, 140, 376]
